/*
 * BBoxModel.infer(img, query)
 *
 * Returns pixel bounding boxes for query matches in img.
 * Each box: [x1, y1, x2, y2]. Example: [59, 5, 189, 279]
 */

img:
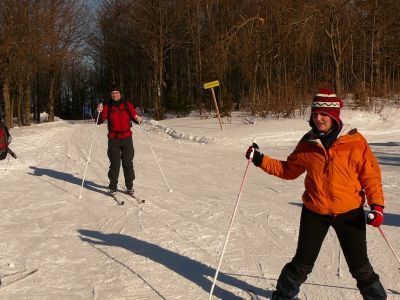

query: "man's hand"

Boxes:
[134, 115, 142, 124]
[97, 103, 103, 112]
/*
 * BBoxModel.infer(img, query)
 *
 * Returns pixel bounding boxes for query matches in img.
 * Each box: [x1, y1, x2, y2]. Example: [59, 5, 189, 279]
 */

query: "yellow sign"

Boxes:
[203, 80, 220, 89]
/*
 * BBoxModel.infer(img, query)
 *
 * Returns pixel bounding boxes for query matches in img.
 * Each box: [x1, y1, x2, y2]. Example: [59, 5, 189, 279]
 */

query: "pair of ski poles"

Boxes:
[78, 114, 171, 198]
[208, 146, 400, 299]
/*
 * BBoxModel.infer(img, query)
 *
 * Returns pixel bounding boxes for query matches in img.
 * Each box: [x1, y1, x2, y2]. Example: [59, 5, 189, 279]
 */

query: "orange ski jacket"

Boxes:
[259, 126, 384, 215]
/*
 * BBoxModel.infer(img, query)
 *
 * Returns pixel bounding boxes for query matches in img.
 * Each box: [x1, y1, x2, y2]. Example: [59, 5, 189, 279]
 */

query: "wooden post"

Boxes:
[210, 87, 222, 130]
[203, 80, 222, 130]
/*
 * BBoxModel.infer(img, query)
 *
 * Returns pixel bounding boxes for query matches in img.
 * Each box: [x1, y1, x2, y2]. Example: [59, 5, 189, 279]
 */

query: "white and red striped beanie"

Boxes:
[311, 88, 343, 126]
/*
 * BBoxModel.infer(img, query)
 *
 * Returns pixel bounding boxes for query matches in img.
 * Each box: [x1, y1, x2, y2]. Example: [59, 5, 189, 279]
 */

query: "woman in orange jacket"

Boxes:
[246, 89, 386, 300]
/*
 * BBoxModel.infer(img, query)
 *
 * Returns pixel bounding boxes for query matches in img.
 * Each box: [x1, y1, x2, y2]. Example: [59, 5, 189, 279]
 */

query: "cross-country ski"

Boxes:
[122, 190, 146, 204]
[107, 191, 125, 206]
[0, 269, 38, 289]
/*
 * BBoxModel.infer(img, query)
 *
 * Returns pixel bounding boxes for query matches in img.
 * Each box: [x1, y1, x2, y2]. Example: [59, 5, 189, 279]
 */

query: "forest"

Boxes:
[1, 0, 400, 127]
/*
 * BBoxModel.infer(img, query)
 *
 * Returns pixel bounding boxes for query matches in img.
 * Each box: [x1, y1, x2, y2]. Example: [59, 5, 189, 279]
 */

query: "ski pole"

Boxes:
[7, 147, 17, 159]
[377, 226, 400, 267]
[78, 111, 101, 198]
[139, 123, 172, 192]
[208, 147, 255, 300]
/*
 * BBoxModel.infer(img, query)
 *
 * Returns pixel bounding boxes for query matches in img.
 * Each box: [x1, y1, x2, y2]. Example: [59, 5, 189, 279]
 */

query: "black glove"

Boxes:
[245, 143, 264, 167]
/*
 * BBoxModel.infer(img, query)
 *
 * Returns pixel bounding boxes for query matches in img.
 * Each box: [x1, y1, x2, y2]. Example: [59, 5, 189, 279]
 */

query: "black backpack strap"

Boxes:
[106, 99, 113, 132]
[107, 99, 112, 121]
[124, 100, 133, 121]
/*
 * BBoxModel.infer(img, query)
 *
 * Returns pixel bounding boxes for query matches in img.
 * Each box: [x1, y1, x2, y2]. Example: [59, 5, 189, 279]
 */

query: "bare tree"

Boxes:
[40, 0, 89, 122]
[88, 0, 400, 119]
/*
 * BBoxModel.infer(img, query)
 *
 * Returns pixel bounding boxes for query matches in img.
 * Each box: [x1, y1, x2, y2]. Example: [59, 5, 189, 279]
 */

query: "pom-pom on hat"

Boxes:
[311, 88, 343, 127]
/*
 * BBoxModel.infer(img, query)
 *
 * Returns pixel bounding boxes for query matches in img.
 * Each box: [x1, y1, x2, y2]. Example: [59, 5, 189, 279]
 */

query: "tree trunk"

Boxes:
[48, 70, 59, 122]
[2, 75, 13, 128]
[17, 81, 23, 127]
[25, 73, 32, 126]
[153, 44, 164, 120]
[334, 60, 342, 96]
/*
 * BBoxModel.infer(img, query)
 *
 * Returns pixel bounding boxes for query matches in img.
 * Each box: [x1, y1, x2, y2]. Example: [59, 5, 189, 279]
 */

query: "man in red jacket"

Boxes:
[97, 87, 141, 195]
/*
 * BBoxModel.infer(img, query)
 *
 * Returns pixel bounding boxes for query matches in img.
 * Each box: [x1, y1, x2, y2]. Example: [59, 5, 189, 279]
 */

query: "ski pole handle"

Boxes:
[249, 147, 255, 161]
[96, 102, 103, 113]
[368, 210, 383, 221]
[248, 139, 257, 162]
[367, 212, 376, 223]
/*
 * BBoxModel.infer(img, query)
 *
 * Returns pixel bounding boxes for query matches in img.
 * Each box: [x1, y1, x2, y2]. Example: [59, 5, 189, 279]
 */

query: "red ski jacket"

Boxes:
[98, 100, 138, 139]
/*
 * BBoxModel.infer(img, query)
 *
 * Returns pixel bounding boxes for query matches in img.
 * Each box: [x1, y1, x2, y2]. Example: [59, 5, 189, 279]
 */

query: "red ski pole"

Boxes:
[208, 147, 255, 300]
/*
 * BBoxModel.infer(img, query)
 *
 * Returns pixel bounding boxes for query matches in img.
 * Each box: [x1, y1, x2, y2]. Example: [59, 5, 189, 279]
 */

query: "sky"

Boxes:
[87, 0, 100, 10]
[0, 105, 399, 299]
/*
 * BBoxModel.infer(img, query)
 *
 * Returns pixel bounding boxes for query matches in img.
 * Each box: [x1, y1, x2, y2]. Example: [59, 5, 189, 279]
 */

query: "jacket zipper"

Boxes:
[318, 141, 331, 215]
[325, 147, 337, 215]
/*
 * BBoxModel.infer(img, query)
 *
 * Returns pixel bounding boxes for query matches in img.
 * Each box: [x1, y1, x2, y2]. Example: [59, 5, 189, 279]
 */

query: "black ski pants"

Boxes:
[275, 205, 386, 299]
[107, 136, 135, 191]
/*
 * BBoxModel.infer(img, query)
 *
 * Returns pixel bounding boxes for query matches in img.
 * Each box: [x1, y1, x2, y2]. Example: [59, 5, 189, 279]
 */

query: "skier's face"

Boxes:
[111, 91, 121, 101]
[312, 112, 333, 133]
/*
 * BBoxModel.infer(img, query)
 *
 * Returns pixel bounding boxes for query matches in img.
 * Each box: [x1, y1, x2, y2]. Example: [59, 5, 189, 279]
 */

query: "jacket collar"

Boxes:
[307, 123, 356, 144]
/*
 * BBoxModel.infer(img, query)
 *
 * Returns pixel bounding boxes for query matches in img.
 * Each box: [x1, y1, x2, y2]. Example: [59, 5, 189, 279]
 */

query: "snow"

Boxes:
[1, 107, 400, 299]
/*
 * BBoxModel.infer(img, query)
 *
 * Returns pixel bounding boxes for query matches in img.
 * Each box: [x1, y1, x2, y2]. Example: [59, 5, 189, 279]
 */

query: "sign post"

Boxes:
[203, 80, 222, 130]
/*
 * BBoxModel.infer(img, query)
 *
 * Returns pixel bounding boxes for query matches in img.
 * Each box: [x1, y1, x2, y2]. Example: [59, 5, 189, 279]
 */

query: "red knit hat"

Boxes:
[311, 88, 343, 126]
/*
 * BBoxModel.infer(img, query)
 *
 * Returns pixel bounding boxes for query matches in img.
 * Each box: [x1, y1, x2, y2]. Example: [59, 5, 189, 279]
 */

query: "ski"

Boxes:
[0, 269, 38, 289]
[247, 290, 261, 300]
[108, 192, 125, 206]
[122, 191, 145, 204]
[131, 194, 145, 204]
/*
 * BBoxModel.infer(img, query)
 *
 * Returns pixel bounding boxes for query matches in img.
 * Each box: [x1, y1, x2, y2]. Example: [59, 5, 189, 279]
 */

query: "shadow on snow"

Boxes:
[78, 229, 388, 298]
[78, 229, 270, 300]
[370, 142, 400, 167]
[28, 166, 108, 196]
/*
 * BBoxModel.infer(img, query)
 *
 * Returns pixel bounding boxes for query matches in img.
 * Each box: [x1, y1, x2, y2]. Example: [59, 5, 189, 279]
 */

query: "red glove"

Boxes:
[367, 205, 384, 227]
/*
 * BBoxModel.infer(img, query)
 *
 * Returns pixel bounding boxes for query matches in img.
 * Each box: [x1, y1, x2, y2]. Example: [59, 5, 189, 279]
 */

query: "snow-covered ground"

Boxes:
[0, 107, 399, 299]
